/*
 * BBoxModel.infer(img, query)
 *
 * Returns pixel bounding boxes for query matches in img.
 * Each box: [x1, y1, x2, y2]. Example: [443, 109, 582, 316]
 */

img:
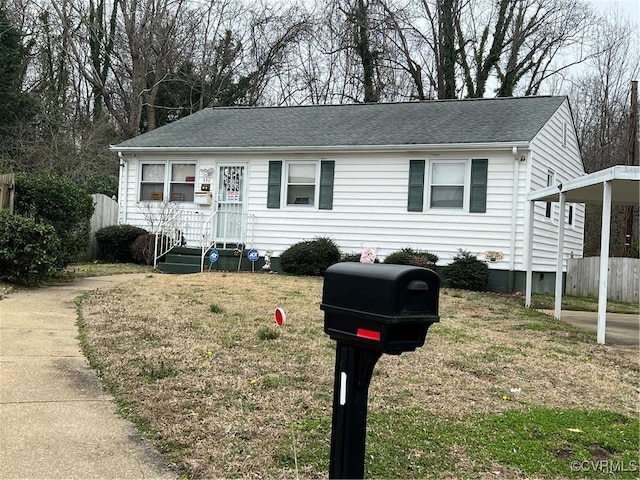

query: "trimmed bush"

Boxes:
[384, 248, 438, 268]
[14, 173, 94, 265]
[95, 225, 148, 263]
[280, 237, 341, 276]
[0, 211, 63, 285]
[442, 249, 489, 291]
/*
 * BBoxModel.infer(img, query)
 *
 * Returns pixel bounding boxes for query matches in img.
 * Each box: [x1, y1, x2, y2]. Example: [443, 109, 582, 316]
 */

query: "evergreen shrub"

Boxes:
[340, 253, 362, 262]
[0, 211, 63, 285]
[95, 225, 148, 263]
[14, 173, 94, 265]
[82, 175, 119, 198]
[384, 247, 438, 268]
[442, 249, 489, 291]
[280, 237, 341, 276]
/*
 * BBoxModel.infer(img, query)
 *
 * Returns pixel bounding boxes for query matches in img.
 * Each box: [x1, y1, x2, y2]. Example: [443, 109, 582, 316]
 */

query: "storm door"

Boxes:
[216, 165, 246, 248]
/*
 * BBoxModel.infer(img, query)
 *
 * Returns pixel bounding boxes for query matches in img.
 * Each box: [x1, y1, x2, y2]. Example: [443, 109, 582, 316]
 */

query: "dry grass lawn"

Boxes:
[78, 272, 639, 478]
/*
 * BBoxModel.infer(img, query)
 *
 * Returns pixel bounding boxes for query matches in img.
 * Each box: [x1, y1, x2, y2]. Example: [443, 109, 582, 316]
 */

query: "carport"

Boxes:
[525, 165, 640, 344]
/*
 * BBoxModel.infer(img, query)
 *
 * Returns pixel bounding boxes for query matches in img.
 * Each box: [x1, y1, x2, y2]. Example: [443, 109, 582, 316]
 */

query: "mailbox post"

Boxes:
[321, 263, 440, 479]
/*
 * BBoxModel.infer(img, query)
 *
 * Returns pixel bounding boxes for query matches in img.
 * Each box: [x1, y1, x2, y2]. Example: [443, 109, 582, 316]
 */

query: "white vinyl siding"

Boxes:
[246, 152, 517, 266]
[528, 99, 585, 271]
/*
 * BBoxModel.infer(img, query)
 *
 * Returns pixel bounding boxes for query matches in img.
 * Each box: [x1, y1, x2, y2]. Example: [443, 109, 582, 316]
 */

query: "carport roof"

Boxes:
[525, 164, 639, 345]
[527, 166, 640, 206]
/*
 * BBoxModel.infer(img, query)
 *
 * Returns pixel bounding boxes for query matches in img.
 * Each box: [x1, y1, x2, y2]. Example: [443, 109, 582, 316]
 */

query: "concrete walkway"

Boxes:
[542, 309, 639, 347]
[0, 275, 175, 479]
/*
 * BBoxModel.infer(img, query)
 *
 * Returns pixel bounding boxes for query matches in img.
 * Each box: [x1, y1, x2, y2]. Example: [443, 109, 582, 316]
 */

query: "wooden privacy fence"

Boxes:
[87, 193, 119, 260]
[566, 257, 640, 303]
[0, 173, 15, 213]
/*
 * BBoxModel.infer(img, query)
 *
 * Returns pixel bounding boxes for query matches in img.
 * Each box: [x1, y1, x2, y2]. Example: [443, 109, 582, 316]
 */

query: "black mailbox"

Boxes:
[321, 262, 441, 479]
[321, 262, 440, 355]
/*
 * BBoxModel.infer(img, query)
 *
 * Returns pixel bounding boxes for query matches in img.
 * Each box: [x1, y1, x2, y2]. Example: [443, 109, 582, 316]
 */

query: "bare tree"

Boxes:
[496, 0, 593, 97]
[567, 7, 640, 256]
[318, 0, 391, 103]
[240, 2, 310, 105]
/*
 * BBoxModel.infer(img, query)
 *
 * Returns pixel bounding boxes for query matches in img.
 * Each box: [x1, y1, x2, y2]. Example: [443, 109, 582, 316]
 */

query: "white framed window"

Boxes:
[545, 169, 555, 219]
[286, 162, 317, 206]
[140, 163, 166, 201]
[568, 204, 574, 226]
[139, 161, 196, 202]
[429, 160, 467, 209]
[169, 163, 196, 202]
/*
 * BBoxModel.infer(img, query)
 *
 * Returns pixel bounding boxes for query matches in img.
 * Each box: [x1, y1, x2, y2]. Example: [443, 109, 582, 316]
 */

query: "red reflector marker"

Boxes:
[274, 308, 286, 326]
[356, 328, 381, 341]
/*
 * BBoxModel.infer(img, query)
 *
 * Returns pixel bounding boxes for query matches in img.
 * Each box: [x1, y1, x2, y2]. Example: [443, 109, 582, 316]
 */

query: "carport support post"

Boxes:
[597, 180, 613, 344]
[329, 343, 382, 479]
[554, 192, 566, 319]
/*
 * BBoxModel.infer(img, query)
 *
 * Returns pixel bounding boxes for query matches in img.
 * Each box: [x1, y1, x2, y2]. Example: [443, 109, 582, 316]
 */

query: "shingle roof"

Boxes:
[114, 96, 567, 150]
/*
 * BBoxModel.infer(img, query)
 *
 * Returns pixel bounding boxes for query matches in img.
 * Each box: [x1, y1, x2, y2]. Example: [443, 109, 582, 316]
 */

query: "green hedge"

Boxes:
[384, 247, 438, 268]
[442, 250, 489, 291]
[0, 211, 63, 285]
[14, 173, 94, 265]
[280, 237, 341, 276]
[95, 225, 149, 263]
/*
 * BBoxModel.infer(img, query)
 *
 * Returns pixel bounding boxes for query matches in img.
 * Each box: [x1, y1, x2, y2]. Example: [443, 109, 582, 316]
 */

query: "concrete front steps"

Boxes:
[158, 246, 269, 274]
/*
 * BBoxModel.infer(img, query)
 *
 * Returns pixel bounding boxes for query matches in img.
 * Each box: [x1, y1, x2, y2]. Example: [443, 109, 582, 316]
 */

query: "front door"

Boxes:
[216, 165, 246, 248]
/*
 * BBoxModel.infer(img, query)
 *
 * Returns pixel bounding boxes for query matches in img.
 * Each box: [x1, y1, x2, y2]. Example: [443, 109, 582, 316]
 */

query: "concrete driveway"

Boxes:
[542, 310, 639, 347]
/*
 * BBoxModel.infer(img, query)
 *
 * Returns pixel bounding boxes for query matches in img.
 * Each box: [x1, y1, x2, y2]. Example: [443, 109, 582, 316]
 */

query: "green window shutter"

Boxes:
[470, 159, 488, 213]
[267, 161, 282, 209]
[407, 160, 425, 212]
[319, 160, 335, 210]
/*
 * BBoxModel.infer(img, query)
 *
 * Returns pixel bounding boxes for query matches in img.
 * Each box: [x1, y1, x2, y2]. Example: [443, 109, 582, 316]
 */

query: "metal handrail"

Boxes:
[153, 209, 183, 267]
[200, 209, 218, 272]
[199, 210, 255, 272]
[147, 204, 256, 272]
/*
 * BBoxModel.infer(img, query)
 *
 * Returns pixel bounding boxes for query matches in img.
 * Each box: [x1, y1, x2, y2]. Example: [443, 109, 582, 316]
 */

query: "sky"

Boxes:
[588, 0, 640, 22]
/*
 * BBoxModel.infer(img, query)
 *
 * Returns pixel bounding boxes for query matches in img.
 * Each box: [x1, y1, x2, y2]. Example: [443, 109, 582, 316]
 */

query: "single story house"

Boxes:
[111, 96, 585, 292]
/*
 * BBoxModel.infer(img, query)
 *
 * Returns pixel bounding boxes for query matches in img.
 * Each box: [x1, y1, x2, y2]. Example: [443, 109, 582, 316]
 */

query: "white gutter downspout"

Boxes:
[117, 152, 127, 224]
[524, 149, 534, 308]
[509, 147, 521, 291]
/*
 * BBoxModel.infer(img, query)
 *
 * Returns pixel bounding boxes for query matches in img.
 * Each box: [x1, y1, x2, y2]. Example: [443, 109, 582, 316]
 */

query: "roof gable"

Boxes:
[114, 96, 567, 150]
